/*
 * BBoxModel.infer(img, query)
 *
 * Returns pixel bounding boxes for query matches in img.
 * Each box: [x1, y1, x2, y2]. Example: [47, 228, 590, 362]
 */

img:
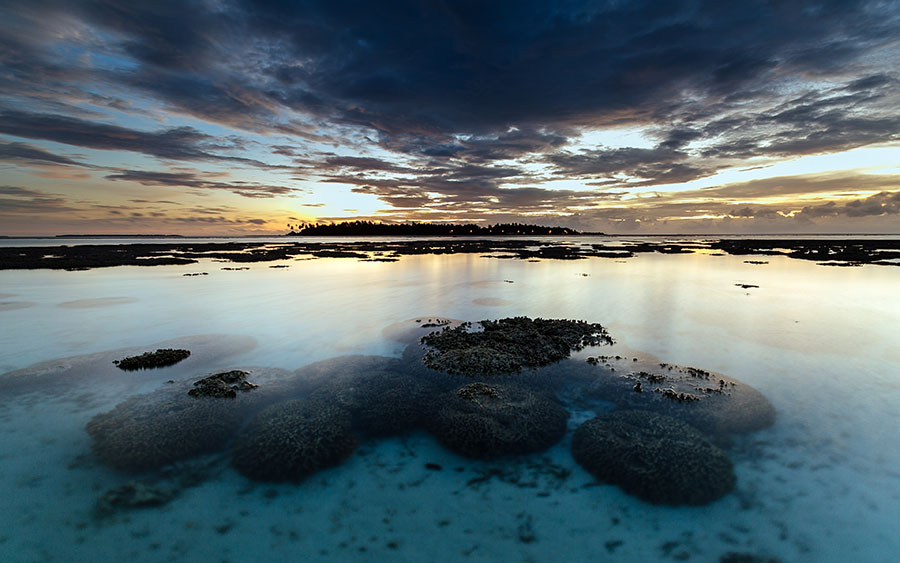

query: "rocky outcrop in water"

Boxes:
[572, 410, 736, 505]
[188, 370, 258, 399]
[420, 317, 613, 378]
[113, 348, 191, 370]
[426, 382, 568, 458]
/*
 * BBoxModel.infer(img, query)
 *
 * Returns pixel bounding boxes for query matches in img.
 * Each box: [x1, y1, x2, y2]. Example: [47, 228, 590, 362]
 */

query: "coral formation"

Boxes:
[566, 358, 776, 436]
[86, 384, 248, 472]
[420, 317, 613, 377]
[321, 370, 438, 437]
[231, 398, 359, 482]
[426, 382, 568, 458]
[572, 410, 736, 505]
[113, 348, 191, 370]
[188, 370, 258, 399]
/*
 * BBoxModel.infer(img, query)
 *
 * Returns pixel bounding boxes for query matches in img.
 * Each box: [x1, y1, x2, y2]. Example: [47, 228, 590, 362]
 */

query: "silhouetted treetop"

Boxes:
[286, 221, 583, 236]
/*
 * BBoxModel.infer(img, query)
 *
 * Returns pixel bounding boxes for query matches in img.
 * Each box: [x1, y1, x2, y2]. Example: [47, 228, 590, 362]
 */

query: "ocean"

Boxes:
[1, 236, 898, 562]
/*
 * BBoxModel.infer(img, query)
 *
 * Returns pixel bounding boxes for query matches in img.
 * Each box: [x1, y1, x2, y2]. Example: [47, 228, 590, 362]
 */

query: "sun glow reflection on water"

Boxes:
[1, 248, 899, 562]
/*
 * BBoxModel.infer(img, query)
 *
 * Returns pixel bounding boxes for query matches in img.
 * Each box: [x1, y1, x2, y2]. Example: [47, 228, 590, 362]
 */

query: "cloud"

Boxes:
[797, 191, 900, 218]
[0, 110, 276, 167]
[0, 141, 86, 167]
[547, 146, 718, 185]
[1, 1, 899, 233]
[105, 170, 300, 198]
[0, 185, 77, 214]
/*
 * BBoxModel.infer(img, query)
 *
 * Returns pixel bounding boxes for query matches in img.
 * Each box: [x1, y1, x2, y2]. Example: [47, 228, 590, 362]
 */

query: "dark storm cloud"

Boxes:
[105, 170, 300, 198]
[0, 110, 282, 168]
[12, 1, 895, 137]
[0, 111, 215, 161]
[547, 146, 719, 185]
[2, 0, 899, 222]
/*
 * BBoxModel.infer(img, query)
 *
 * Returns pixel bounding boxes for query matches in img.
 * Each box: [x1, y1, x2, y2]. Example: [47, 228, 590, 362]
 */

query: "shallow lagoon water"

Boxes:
[1, 242, 899, 562]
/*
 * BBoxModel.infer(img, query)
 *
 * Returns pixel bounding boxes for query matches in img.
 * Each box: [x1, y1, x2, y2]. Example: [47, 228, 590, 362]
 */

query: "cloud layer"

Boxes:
[1, 1, 899, 233]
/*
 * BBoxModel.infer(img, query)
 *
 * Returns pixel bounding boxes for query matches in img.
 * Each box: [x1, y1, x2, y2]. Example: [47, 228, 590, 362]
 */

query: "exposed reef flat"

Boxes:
[2, 237, 898, 270]
[114, 348, 191, 371]
[419, 317, 614, 377]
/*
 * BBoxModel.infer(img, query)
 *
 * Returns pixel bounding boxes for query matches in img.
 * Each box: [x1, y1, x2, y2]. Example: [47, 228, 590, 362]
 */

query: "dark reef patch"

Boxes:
[5, 238, 896, 270]
[572, 410, 736, 505]
[557, 357, 775, 437]
[86, 384, 250, 472]
[113, 348, 191, 371]
[420, 317, 613, 378]
[188, 370, 258, 399]
[311, 370, 439, 437]
[231, 398, 359, 482]
[426, 382, 568, 458]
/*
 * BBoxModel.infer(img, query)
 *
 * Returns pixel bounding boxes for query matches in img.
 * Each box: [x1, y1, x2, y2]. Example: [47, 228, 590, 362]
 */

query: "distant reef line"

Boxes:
[285, 221, 593, 237]
[2, 238, 899, 270]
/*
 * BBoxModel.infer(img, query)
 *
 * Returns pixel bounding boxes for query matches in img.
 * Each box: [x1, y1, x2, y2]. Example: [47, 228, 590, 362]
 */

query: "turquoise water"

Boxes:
[1, 245, 899, 562]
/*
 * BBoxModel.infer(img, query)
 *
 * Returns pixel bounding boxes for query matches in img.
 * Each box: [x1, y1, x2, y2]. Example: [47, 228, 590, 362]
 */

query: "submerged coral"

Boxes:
[86, 384, 249, 472]
[231, 398, 359, 482]
[420, 317, 614, 377]
[320, 370, 439, 437]
[571, 410, 736, 505]
[113, 348, 191, 370]
[560, 357, 776, 436]
[426, 382, 568, 458]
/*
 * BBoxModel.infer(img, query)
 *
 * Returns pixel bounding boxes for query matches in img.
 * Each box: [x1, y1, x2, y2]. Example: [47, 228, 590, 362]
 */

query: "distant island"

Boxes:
[286, 221, 585, 236]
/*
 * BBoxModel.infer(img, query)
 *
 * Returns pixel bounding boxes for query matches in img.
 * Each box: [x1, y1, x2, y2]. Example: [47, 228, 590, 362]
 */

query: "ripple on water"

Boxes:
[472, 297, 514, 306]
[58, 297, 139, 308]
[0, 301, 36, 311]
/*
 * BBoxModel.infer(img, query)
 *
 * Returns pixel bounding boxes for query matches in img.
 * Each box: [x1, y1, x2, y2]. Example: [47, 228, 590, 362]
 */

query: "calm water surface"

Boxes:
[1, 243, 899, 562]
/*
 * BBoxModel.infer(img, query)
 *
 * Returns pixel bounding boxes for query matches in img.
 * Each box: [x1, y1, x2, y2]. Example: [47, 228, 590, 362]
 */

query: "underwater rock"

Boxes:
[719, 553, 781, 563]
[312, 370, 439, 437]
[113, 348, 191, 371]
[86, 383, 251, 472]
[426, 382, 568, 458]
[231, 398, 359, 482]
[419, 317, 614, 378]
[188, 370, 258, 399]
[572, 410, 736, 505]
[95, 482, 176, 516]
[291, 354, 409, 393]
[559, 358, 775, 436]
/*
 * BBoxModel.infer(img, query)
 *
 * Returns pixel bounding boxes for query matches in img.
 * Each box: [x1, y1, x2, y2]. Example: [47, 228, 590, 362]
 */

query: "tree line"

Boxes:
[285, 221, 581, 236]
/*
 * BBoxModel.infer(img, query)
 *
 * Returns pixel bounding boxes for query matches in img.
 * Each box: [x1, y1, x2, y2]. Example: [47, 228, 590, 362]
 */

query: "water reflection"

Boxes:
[0, 250, 898, 562]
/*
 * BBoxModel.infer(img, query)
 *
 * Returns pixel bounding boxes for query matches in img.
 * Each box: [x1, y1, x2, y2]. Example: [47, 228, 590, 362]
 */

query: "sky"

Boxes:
[1, 0, 899, 236]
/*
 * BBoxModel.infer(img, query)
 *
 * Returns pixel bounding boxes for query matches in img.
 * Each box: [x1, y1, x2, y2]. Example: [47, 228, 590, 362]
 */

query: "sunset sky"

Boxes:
[1, 0, 899, 235]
